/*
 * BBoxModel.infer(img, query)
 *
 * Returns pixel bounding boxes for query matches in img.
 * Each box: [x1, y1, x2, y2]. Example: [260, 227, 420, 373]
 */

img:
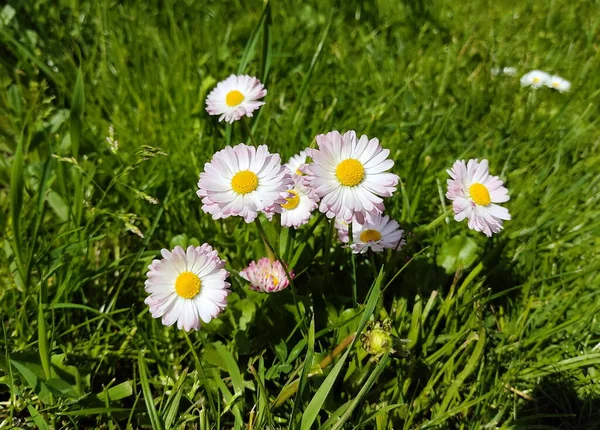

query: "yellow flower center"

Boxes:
[271, 275, 279, 286]
[282, 190, 300, 210]
[225, 90, 245, 107]
[231, 170, 259, 194]
[175, 272, 201, 299]
[295, 168, 303, 175]
[336, 158, 365, 186]
[532, 77, 540, 83]
[553, 81, 559, 87]
[469, 183, 491, 206]
[360, 229, 382, 242]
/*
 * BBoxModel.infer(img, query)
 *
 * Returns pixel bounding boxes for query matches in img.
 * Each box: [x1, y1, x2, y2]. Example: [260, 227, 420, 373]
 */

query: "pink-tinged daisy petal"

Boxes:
[197, 143, 293, 223]
[303, 130, 398, 222]
[350, 213, 405, 254]
[144, 244, 230, 332]
[240, 258, 294, 293]
[446, 159, 510, 236]
[205, 74, 267, 123]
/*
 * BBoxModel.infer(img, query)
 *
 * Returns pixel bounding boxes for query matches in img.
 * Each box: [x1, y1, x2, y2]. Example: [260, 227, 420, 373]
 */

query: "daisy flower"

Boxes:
[279, 181, 319, 228]
[491, 66, 517, 77]
[546, 75, 571, 93]
[348, 213, 405, 254]
[286, 150, 309, 178]
[446, 159, 511, 237]
[520, 70, 550, 88]
[144, 244, 230, 332]
[240, 258, 294, 293]
[335, 217, 350, 243]
[302, 130, 399, 223]
[205, 75, 267, 123]
[197, 143, 293, 223]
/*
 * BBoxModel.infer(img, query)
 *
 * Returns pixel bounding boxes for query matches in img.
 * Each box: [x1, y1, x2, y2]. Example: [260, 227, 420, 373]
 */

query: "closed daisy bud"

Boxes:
[240, 258, 294, 293]
[520, 70, 550, 88]
[205, 75, 267, 123]
[446, 159, 511, 237]
[197, 144, 293, 223]
[361, 320, 409, 360]
[546, 75, 571, 93]
[144, 245, 230, 332]
[303, 130, 399, 223]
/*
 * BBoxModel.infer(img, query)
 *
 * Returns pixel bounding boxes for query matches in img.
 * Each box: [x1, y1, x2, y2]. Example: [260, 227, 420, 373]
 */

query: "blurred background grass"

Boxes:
[1, 0, 599, 428]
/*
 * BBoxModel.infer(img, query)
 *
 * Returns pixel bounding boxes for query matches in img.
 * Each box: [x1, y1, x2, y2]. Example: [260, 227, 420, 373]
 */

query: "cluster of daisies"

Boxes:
[520, 70, 571, 93]
[144, 74, 511, 331]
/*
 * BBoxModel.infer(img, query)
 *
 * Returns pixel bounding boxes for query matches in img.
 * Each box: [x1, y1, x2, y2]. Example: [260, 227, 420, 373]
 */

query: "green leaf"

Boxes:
[27, 405, 49, 430]
[38, 303, 51, 380]
[138, 350, 164, 430]
[96, 380, 133, 403]
[10, 135, 25, 280]
[436, 235, 480, 274]
[163, 369, 187, 430]
[70, 69, 85, 157]
[8, 84, 21, 119]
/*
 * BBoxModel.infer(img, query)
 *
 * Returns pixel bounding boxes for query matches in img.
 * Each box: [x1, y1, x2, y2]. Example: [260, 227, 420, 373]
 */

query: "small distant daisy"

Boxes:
[144, 245, 230, 332]
[286, 150, 309, 178]
[302, 130, 399, 223]
[491, 66, 517, 77]
[197, 144, 293, 223]
[546, 75, 571, 93]
[279, 182, 318, 228]
[205, 75, 267, 123]
[446, 159, 511, 237]
[240, 258, 294, 293]
[348, 213, 405, 254]
[520, 70, 550, 88]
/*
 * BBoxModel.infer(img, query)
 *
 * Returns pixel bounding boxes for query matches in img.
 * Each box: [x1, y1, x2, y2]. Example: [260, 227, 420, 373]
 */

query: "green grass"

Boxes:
[1, 0, 600, 428]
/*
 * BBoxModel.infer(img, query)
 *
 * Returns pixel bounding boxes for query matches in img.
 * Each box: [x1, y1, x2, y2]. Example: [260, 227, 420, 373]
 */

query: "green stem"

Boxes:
[349, 222, 357, 306]
[241, 118, 257, 145]
[254, 217, 308, 333]
[415, 208, 453, 234]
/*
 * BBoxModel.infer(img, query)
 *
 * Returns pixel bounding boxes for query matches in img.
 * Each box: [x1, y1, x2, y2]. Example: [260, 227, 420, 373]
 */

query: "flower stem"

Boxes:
[241, 118, 257, 145]
[415, 208, 453, 234]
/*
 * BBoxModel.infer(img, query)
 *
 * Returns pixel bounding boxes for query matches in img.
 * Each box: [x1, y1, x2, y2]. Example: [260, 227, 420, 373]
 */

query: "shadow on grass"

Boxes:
[514, 375, 600, 430]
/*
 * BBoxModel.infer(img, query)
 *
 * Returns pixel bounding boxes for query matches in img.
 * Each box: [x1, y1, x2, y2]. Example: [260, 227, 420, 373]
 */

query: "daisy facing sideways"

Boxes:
[197, 143, 293, 223]
[339, 213, 405, 254]
[546, 75, 571, 93]
[520, 70, 550, 88]
[279, 181, 319, 228]
[240, 258, 294, 293]
[446, 159, 511, 237]
[144, 245, 230, 332]
[205, 75, 267, 123]
[286, 150, 309, 178]
[302, 130, 399, 223]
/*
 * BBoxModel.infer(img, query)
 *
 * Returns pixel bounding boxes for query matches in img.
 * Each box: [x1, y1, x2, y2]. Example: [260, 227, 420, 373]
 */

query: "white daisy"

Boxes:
[502, 67, 518, 77]
[446, 159, 511, 237]
[347, 213, 405, 254]
[546, 75, 571, 93]
[144, 244, 230, 332]
[286, 150, 309, 177]
[240, 258, 294, 293]
[520, 70, 550, 88]
[335, 217, 350, 243]
[197, 143, 293, 223]
[205, 74, 267, 123]
[302, 130, 399, 223]
[280, 182, 318, 228]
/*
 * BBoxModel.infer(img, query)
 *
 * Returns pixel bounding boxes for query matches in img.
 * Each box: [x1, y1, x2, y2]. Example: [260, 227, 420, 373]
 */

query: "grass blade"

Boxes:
[70, 69, 85, 157]
[138, 350, 164, 430]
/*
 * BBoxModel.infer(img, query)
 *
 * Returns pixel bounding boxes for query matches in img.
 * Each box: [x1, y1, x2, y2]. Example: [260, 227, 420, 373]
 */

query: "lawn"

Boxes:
[1, 0, 600, 428]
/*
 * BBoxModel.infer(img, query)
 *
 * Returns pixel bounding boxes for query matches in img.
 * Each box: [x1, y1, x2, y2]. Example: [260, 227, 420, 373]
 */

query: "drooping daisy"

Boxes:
[546, 75, 571, 93]
[197, 144, 293, 223]
[302, 130, 399, 223]
[349, 213, 405, 254]
[335, 217, 350, 243]
[144, 244, 230, 332]
[240, 258, 294, 293]
[520, 70, 550, 88]
[446, 159, 511, 237]
[205, 75, 267, 123]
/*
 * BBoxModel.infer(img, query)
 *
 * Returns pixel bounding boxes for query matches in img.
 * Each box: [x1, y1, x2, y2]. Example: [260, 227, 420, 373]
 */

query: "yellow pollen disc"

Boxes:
[225, 90, 245, 107]
[175, 272, 201, 299]
[553, 82, 559, 87]
[360, 229, 382, 242]
[336, 158, 365, 186]
[532, 77, 540, 83]
[295, 168, 303, 175]
[271, 275, 279, 286]
[282, 190, 300, 210]
[469, 183, 491, 206]
[231, 170, 259, 194]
